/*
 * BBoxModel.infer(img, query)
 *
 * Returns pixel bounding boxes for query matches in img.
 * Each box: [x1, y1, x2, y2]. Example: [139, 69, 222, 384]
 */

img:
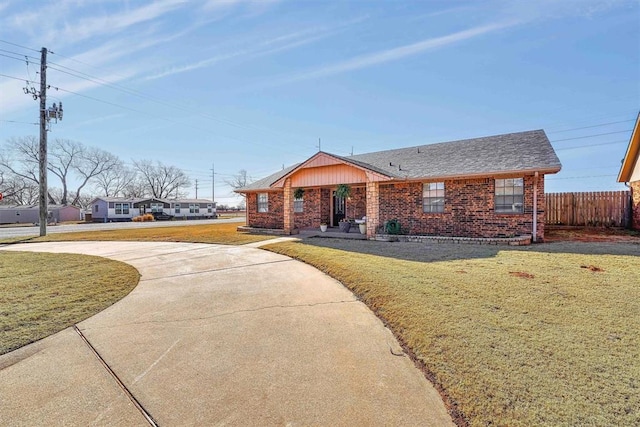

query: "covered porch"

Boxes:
[274, 153, 391, 238]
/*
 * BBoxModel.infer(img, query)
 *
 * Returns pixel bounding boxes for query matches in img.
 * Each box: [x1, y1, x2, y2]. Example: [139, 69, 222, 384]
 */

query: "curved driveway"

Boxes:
[0, 242, 453, 426]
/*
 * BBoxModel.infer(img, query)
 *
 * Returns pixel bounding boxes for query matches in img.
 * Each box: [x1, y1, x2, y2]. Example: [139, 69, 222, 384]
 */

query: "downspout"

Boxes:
[532, 172, 538, 243]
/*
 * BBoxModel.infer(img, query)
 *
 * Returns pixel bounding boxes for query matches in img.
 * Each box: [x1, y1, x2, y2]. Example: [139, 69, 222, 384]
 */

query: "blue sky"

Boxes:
[0, 0, 638, 206]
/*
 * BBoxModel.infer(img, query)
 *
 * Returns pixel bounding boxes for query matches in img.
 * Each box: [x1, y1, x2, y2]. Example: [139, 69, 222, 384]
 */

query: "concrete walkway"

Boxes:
[0, 242, 453, 426]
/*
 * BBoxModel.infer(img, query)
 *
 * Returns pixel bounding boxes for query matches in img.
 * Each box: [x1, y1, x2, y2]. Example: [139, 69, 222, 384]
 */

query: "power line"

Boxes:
[550, 129, 632, 142]
[0, 39, 40, 53]
[555, 140, 628, 151]
[0, 119, 38, 125]
[546, 174, 617, 180]
[546, 119, 635, 134]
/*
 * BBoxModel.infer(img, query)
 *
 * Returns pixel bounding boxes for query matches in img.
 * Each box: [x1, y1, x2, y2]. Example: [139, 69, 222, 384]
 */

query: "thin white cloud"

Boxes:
[273, 21, 519, 85]
[142, 52, 245, 81]
[56, 0, 185, 42]
[141, 15, 369, 82]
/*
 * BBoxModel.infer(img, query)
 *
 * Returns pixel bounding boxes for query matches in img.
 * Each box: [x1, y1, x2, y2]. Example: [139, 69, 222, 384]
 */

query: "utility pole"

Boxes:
[195, 179, 198, 199]
[25, 47, 62, 237]
[211, 163, 215, 206]
[38, 48, 48, 237]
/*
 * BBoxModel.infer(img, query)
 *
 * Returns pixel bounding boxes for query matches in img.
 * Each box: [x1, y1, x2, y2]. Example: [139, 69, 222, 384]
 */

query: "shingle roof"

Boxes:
[237, 129, 561, 191]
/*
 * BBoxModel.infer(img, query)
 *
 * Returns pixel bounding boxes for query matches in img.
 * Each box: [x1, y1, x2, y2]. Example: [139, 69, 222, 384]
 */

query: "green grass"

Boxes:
[0, 251, 140, 355]
[263, 239, 640, 427]
[3, 222, 274, 245]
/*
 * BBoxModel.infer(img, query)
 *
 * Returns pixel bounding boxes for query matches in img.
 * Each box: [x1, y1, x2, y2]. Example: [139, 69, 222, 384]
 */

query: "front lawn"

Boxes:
[4, 222, 274, 245]
[0, 251, 139, 355]
[263, 239, 640, 426]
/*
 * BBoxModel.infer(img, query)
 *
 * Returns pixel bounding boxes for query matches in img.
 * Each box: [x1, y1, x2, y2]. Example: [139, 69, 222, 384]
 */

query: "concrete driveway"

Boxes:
[0, 242, 453, 426]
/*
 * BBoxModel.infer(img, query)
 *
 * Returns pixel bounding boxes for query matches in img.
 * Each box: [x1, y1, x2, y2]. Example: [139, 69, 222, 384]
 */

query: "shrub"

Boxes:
[132, 214, 155, 222]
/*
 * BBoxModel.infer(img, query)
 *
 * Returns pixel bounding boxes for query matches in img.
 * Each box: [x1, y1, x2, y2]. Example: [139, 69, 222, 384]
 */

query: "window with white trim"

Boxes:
[423, 182, 445, 213]
[257, 193, 268, 213]
[207, 204, 213, 213]
[189, 204, 199, 213]
[115, 203, 129, 215]
[495, 178, 524, 213]
[175, 203, 181, 214]
[294, 196, 303, 213]
[151, 202, 163, 213]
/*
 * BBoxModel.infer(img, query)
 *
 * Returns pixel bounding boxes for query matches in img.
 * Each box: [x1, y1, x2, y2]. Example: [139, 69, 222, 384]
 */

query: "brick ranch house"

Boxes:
[618, 112, 640, 230]
[237, 129, 562, 241]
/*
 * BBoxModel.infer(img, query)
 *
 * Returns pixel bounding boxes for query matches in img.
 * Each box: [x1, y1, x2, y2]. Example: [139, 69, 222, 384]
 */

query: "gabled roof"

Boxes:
[617, 112, 640, 182]
[237, 129, 561, 192]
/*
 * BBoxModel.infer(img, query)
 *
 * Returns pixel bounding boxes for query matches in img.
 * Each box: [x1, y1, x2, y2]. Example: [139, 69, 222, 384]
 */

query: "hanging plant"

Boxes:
[293, 187, 305, 199]
[335, 184, 352, 199]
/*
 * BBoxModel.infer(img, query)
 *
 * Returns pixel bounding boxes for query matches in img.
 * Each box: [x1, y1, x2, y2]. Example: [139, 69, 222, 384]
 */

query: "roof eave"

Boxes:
[617, 112, 640, 182]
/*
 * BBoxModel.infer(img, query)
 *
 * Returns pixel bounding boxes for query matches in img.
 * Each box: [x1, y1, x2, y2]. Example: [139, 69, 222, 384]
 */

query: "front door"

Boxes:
[333, 191, 345, 226]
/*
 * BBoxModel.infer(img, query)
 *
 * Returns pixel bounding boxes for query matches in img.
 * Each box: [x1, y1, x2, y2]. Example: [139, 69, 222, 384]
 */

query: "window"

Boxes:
[495, 178, 524, 213]
[94, 205, 99, 212]
[115, 203, 129, 215]
[189, 204, 199, 214]
[207, 204, 213, 213]
[423, 182, 445, 213]
[151, 203, 163, 213]
[257, 193, 268, 213]
[175, 203, 181, 214]
[294, 196, 303, 213]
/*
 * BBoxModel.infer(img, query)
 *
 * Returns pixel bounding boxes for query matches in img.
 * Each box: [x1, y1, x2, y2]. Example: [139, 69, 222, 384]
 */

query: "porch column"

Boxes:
[283, 178, 294, 234]
[365, 180, 379, 239]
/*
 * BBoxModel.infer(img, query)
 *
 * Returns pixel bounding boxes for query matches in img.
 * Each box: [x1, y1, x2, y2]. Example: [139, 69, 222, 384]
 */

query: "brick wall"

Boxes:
[293, 188, 321, 229]
[631, 181, 640, 230]
[246, 191, 284, 229]
[378, 175, 545, 240]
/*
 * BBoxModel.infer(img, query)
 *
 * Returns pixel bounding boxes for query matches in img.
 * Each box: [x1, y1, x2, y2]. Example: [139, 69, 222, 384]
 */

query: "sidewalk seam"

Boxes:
[73, 325, 159, 427]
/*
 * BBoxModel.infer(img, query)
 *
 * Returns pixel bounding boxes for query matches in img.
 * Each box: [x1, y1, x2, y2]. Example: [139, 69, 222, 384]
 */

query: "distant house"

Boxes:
[0, 204, 81, 224]
[236, 129, 562, 241]
[617, 113, 640, 230]
[89, 197, 216, 222]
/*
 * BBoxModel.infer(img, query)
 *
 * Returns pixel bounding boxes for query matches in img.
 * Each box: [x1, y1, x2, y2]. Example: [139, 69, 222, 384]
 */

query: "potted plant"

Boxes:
[293, 188, 305, 199]
[320, 218, 328, 232]
[358, 222, 366, 234]
[338, 218, 351, 233]
[335, 183, 352, 199]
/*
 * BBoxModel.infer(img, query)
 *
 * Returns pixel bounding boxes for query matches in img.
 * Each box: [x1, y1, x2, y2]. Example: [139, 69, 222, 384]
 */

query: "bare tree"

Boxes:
[0, 172, 39, 205]
[93, 161, 137, 197]
[71, 145, 120, 205]
[224, 169, 250, 191]
[133, 159, 191, 199]
[0, 136, 40, 185]
[122, 175, 150, 198]
[0, 137, 121, 206]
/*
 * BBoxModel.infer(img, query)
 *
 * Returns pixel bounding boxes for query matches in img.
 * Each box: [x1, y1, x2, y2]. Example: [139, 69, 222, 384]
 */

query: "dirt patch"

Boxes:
[545, 226, 640, 243]
[581, 265, 604, 272]
[509, 271, 535, 279]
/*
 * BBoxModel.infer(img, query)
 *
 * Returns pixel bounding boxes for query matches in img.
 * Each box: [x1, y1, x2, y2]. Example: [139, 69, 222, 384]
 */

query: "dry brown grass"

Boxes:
[0, 251, 139, 355]
[9, 222, 274, 245]
[264, 239, 640, 426]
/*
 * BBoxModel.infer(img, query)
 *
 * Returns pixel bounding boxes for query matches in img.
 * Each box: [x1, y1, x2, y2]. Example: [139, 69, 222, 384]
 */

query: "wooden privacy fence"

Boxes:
[545, 191, 631, 227]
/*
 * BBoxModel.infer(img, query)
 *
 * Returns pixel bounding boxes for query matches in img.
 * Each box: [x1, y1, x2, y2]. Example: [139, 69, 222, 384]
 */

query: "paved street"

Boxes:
[0, 216, 245, 239]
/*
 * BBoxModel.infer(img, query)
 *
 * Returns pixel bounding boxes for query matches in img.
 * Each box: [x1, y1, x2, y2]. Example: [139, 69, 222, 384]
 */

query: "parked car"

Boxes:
[151, 212, 174, 221]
